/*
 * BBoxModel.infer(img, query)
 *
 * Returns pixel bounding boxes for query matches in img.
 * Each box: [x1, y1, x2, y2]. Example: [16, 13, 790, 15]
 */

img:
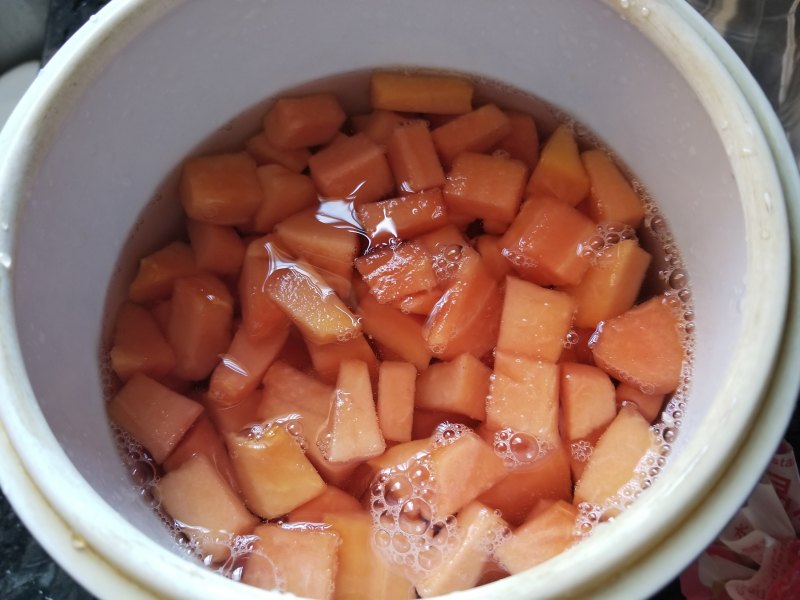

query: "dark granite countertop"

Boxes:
[1, 1, 798, 599]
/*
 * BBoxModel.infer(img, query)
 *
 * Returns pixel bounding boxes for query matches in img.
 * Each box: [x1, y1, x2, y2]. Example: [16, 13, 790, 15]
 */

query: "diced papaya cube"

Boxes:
[423, 250, 502, 361]
[414, 224, 468, 262]
[227, 422, 326, 519]
[431, 104, 511, 167]
[497, 277, 576, 363]
[424, 113, 458, 129]
[110, 302, 176, 382]
[443, 152, 527, 225]
[352, 109, 406, 144]
[344, 437, 433, 499]
[475, 235, 513, 281]
[166, 273, 234, 381]
[203, 389, 261, 435]
[565, 239, 652, 328]
[266, 261, 361, 345]
[157, 454, 258, 563]
[386, 120, 445, 193]
[355, 241, 437, 304]
[128, 241, 197, 304]
[325, 511, 414, 600]
[370, 71, 473, 115]
[615, 382, 665, 423]
[560, 363, 617, 442]
[581, 149, 646, 228]
[107, 373, 203, 464]
[495, 500, 578, 573]
[375, 361, 416, 443]
[318, 359, 386, 463]
[259, 362, 357, 488]
[357, 294, 432, 371]
[239, 238, 291, 339]
[149, 300, 171, 334]
[392, 288, 444, 317]
[309, 133, 394, 205]
[277, 326, 314, 371]
[499, 195, 597, 287]
[412, 410, 480, 441]
[288, 486, 362, 522]
[242, 523, 339, 599]
[253, 164, 318, 233]
[306, 334, 379, 384]
[494, 110, 540, 169]
[263, 93, 346, 149]
[208, 322, 290, 408]
[180, 152, 263, 225]
[558, 327, 596, 366]
[273, 207, 359, 289]
[486, 352, 560, 447]
[591, 295, 685, 394]
[415, 502, 509, 597]
[573, 405, 657, 509]
[357, 189, 448, 245]
[478, 442, 572, 526]
[245, 131, 310, 173]
[415, 353, 490, 421]
[428, 432, 506, 516]
[162, 415, 240, 493]
[186, 220, 245, 276]
[526, 125, 590, 207]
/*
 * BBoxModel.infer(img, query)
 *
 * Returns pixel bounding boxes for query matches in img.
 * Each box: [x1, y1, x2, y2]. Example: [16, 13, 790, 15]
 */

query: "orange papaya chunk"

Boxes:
[387, 120, 446, 193]
[377, 361, 417, 443]
[355, 241, 438, 304]
[227, 422, 326, 519]
[186, 220, 245, 276]
[351, 109, 406, 144]
[202, 389, 261, 435]
[318, 359, 386, 463]
[263, 93, 346, 149]
[615, 382, 665, 423]
[357, 189, 448, 246]
[443, 152, 527, 225]
[494, 110, 540, 169]
[581, 149, 646, 228]
[526, 125, 590, 206]
[475, 235, 513, 282]
[560, 362, 617, 442]
[486, 352, 560, 447]
[415, 501, 509, 597]
[499, 195, 597, 287]
[253, 163, 318, 234]
[370, 71, 473, 115]
[128, 241, 197, 304]
[107, 373, 203, 464]
[180, 152, 263, 225]
[495, 500, 578, 573]
[431, 104, 511, 167]
[497, 277, 576, 363]
[208, 321, 290, 408]
[308, 133, 394, 205]
[415, 353, 490, 421]
[565, 239, 652, 328]
[157, 454, 257, 563]
[288, 485, 362, 522]
[242, 523, 339, 599]
[110, 302, 176, 382]
[305, 333, 379, 384]
[245, 131, 311, 173]
[573, 405, 657, 510]
[167, 273, 234, 381]
[391, 287, 444, 317]
[558, 327, 596, 366]
[357, 294, 432, 371]
[591, 295, 685, 395]
[238, 239, 291, 340]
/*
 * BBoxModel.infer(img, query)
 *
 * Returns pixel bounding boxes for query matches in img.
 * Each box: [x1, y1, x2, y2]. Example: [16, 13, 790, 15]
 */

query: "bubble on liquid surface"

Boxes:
[492, 429, 547, 468]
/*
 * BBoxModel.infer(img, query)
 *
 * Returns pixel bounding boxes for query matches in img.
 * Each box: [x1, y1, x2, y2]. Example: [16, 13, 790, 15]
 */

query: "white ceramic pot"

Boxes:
[1, 1, 798, 598]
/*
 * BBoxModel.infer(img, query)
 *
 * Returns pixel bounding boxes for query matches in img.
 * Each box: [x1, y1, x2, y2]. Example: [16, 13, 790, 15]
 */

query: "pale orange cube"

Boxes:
[351, 109, 406, 144]
[475, 235, 513, 281]
[238, 251, 290, 340]
[526, 125, 590, 207]
[110, 302, 176, 382]
[107, 373, 203, 464]
[287, 486, 362, 522]
[355, 241, 438, 304]
[167, 273, 234, 381]
[305, 333, 379, 384]
[370, 71, 473, 115]
[158, 454, 258, 563]
[431, 104, 511, 167]
[318, 359, 386, 463]
[392, 287, 444, 317]
[227, 422, 326, 519]
[494, 110, 540, 169]
[245, 131, 311, 172]
[180, 152, 263, 225]
[357, 189, 449, 245]
[253, 164, 318, 233]
[443, 152, 527, 225]
[357, 294, 432, 371]
[497, 277, 576, 363]
[186, 220, 245, 276]
[377, 361, 417, 443]
[202, 389, 262, 435]
[264, 93, 346, 149]
[560, 362, 617, 442]
[582, 149, 646, 228]
[415, 353, 490, 421]
[128, 241, 196, 304]
[386, 120, 446, 193]
[242, 523, 339, 600]
[615, 382, 665, 423]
